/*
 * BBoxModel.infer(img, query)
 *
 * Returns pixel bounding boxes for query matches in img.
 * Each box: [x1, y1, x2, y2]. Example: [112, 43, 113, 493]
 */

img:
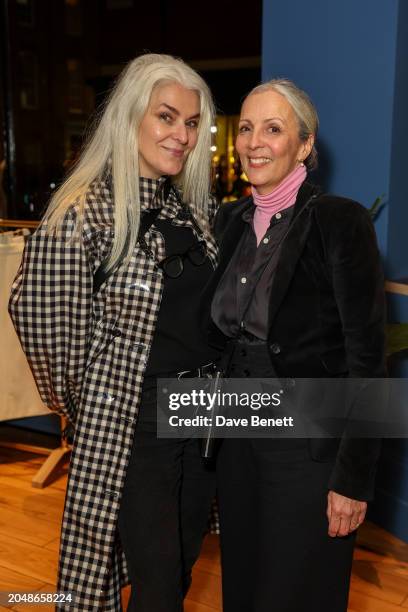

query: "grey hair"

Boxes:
[44, 53, 215, 270]
[247, 78, 319, 170]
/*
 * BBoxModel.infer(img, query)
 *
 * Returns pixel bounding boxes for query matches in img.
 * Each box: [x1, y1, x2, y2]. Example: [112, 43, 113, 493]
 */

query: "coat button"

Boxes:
[106, 490, 119, 501]
[113, 329, 122, 337]
[270, 343, 281, 354]
[120, 415, 136, 424]
[98, 392, 115, 403]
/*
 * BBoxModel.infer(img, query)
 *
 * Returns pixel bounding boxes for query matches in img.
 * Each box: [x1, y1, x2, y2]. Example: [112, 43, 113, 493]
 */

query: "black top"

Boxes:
[145, 217, 220, 377]
[211, 204, 294, 340]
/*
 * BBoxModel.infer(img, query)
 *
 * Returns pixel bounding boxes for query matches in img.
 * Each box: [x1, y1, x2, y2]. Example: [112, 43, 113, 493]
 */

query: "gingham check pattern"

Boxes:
[8, 177, 218, 611]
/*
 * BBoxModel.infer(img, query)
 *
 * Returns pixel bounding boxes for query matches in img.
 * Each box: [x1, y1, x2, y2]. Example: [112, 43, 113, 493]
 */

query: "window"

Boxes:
[65, 0, 83, 36]
[67, 60, 84, 114]
[15, 0, 35, 27]
[18, 52, 39, 109]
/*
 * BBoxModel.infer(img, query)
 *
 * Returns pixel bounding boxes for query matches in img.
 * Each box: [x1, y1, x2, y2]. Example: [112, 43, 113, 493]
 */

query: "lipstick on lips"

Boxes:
[164, 147, 185, 158]
[247, 156, 272, 168]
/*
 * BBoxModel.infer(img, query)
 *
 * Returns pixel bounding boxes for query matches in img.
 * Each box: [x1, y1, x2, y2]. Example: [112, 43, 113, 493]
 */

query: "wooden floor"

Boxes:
[0, 446, 407, 611]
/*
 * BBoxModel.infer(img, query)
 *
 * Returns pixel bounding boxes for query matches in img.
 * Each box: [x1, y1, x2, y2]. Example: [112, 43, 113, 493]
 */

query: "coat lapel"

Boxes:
[210, 197, 253, 292]
[218, 202, 252, 273]
[268, 182, 321, 327]
[199, 198, 253, 341]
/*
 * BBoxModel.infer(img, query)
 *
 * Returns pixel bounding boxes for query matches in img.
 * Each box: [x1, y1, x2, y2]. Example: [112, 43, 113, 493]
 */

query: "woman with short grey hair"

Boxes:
[205, 78, 386, 611]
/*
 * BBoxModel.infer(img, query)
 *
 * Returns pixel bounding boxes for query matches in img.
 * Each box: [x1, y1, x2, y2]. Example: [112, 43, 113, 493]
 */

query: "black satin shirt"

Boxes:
[211, 203, 294, 340]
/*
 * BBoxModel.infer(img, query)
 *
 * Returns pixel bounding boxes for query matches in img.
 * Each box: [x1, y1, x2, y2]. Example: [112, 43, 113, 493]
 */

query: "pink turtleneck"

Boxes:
[251, 164, 307, 245]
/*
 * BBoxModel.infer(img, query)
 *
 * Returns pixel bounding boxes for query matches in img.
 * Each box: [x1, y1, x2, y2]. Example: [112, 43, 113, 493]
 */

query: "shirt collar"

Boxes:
[139, 176, 170, 211]
[241, 202, 295, 225]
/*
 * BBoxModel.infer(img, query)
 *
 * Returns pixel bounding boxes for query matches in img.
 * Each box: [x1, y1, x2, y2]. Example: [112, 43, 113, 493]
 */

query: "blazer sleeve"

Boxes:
[324, 203, 387, 500]
[8, 208, 95, 425]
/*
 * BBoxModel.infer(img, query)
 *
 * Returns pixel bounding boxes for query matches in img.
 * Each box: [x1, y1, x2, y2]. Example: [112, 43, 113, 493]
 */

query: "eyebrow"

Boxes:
[239, 117, 285, 124]
[160, 103, 200, 119]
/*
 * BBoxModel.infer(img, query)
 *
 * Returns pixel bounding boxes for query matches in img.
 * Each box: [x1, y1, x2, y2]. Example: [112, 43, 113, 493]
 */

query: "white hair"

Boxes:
[44, 53, 215, 270]
[247, 78, 319, 170]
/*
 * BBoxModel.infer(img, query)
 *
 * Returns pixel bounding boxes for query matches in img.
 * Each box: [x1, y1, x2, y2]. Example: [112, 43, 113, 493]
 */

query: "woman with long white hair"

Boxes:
[9, 53, 219, 611]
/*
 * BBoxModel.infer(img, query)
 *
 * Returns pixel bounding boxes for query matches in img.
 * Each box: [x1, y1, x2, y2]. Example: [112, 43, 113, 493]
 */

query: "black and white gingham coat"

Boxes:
[8, 177, 218, 611]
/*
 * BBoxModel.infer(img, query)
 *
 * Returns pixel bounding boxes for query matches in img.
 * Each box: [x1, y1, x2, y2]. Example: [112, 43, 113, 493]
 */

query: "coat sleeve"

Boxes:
[8, 208, 94, 425]
[324, 203, 387, 501]
[208, 193, 220, 230]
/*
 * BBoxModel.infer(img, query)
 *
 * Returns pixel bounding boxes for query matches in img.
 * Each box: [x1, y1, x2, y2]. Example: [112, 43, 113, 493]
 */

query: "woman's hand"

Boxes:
[327, 490, 367, 537]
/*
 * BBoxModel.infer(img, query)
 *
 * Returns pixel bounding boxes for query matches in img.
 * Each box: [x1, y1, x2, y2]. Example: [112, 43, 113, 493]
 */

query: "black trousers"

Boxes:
[118, 383, 216, 612]
[217, 340, 356, 612]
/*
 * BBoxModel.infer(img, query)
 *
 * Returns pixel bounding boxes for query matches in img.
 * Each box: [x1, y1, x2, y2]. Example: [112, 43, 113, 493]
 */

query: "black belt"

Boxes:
[236, 329, 266, 345]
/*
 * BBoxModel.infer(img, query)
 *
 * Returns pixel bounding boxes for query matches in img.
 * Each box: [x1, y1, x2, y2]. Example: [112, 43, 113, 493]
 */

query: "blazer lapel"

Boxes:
[213, 197, 253, 286]
[200, 197, 253, 331]
[268, 182, 321, 327]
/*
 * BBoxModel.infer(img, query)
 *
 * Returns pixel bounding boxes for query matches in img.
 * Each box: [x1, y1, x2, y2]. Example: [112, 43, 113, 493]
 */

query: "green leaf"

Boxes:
[368, 194, 386, 220]
[386, 323, 408, 357]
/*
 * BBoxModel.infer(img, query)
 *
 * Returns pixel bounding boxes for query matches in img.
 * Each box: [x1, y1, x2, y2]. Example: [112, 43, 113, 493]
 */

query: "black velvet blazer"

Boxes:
[204, 181, 387, 501]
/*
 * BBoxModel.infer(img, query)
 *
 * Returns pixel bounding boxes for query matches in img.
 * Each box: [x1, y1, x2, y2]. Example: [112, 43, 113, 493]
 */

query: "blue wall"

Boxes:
[387, 0, 408, 279]
[262, 0, 408, 541]
[262, 0, 401, 257]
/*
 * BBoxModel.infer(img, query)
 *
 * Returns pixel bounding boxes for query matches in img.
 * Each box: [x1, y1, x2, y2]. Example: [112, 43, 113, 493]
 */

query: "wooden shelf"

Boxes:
[0, 218, 39, 229]
[385, 280, 408, 296]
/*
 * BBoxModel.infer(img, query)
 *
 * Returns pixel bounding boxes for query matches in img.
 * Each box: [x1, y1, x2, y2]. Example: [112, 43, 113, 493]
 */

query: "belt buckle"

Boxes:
[200, 362, 216, 378]
[177, 370, 192, 379]
[177, 363, 216, 379]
